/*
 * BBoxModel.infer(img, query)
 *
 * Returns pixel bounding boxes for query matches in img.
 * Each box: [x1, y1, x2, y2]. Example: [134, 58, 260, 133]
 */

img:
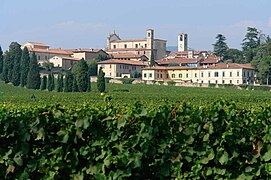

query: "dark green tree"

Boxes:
[56, 73, 63, 92]
[72, 59, 90, 92]
[87, 59, 98, 76]
[258, 56, 271, 85]
[150, 49, 155, 67]
[26, 53, 41, 89]
[224, 48, 244, 63]
[47, 71, 54, 91]
[213, 34, 229, 60]
[97, 67, 105, 92]
[0, 46, 3, 74]
[242, 27, 259, 62]
[40, 75, 47, 90]
[20, 47, 30, 87]
[64, 71, 73, 92]
[72, 76, 79, 92]
[1, 51, 10, 83]
[9, 42, 22, 85]
[95, 54, 110, 61]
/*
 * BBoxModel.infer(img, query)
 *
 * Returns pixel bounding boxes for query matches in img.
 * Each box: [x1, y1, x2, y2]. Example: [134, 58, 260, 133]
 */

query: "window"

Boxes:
[194, 73, 197, 78]
[145, 44, 147, 48]
[166, 74, 169, 78]
[208, 72, 211, 77]
[201, 81, 203, 84]
[148, 33, 151, 37]
[157, 74, 159, 78]
[201, 72, 204, 77]
[144, 73, 147, 78]
[214, 72, 219, 77]
[113, 45, 116, 49]
[237, 80, 239, 84]
[135, 44, 138, 48]
[149, 73, 152, 78]
[160, 74, 163, 78]
[110, 65, 112, 69]
[230, 80, 232, 84]
[237, 71, 240, 77]
[230, 72, 232, 77]
[208, 80, 210, 84]
[124, 44, 127, 48]
[172, 74, 175, 78]
[222, 71, 225, 77]
[117, 73, 119, 77]
[120, 65, 121, 69]
[186, 73, 189, 78]
[45, 56, 47, 60]
[38, 56, 40, 60]
[222, 80, 225, 84]
[215, 80, 218, 84]
[179, 73, 182, 78]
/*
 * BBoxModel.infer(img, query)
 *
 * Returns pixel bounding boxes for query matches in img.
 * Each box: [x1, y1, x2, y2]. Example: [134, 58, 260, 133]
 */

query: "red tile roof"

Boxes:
[112, 53, 148, 59]
[28, 48, 73, 55]
[24, 42, 49, 47]
[97, 59, 148, 66]
[111, 38, 166, 43]
[156, 57, 202, 65]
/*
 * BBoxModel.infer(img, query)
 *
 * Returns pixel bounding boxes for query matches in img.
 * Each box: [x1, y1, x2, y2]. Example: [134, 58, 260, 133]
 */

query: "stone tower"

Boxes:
[146, 29, 154, 50]
[178, 33, 188, 52]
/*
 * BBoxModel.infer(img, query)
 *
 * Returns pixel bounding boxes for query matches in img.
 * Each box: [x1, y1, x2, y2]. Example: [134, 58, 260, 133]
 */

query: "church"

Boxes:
[106, 29, 167, 60]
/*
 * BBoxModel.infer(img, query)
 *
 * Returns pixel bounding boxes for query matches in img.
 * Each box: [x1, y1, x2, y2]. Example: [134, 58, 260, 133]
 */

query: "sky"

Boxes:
[0, 0, 270, 51]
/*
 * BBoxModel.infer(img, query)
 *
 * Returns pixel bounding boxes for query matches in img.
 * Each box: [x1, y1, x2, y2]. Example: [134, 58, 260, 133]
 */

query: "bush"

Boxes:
[152, 80, 157, 85]
[120, 78, 135, 84]
[167, 80, 176, 86]
[208, 83, 216, 88]
[158, 81, 164, 85]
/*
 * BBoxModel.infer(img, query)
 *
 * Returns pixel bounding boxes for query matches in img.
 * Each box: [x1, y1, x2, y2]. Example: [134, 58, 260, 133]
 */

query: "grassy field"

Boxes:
[0, 81, 271, 107]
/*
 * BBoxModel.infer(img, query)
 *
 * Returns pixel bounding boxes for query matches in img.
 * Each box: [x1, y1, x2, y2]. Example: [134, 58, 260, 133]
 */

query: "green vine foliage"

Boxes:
[1, 100, 271, 179]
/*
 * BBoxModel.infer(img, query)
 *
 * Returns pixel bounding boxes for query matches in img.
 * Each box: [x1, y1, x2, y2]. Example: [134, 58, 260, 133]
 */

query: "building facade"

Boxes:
[97, 59, 148, 78]
[142, 63, 256, 85]
[106, 29, 167, 60]
[49, 56, 81, 70]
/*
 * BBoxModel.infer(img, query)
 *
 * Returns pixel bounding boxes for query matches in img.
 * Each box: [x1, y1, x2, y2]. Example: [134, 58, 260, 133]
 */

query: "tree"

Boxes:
[9, 42, 22, 86]
[20, 47, 30, 87]
[224, 48, 244, 63]
[40, 76, 47, 90]
[150, 49, 155, 67]
[26, 53, 41, 89]
[97, 67, 105, 92]
[72, 59, 90, 92]
[87, 59, 98, 76]
[56, 73, 63, 92]
[242, 27, 259, 62]
[72, 76, 79, 92]
[1, 51, 10, 83]
[258, 56, 271, 85]
[64, 71, 73, 92]
[47, 71, 54, 91]
[95, 54, 110, 62]
[213, 34, 229, 60]
[0, 46, 3, 75]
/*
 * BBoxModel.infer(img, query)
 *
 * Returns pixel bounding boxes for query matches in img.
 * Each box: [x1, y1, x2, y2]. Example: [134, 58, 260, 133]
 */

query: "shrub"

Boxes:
[120, 78, 135, 84]
[167, 80, 176, 86]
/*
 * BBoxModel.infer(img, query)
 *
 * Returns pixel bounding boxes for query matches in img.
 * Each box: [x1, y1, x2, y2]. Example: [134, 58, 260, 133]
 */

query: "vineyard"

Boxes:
[1, 82, 271, 179]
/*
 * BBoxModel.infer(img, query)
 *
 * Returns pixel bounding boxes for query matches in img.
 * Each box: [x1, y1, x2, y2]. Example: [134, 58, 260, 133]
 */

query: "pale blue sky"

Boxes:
[0, 0, 270, 51]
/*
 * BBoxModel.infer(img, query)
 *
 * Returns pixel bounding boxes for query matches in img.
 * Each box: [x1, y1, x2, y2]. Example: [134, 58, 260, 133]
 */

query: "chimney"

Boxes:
[226, 63, 229, 68]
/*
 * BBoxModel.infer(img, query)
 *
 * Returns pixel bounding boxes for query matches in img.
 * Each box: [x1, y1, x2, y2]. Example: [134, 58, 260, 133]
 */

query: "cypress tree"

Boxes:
[72, 75, 79, 92]
[1, 51, 10, 83]
[40, 76, 47, 90]
[0, 46, 3, 74]
[97, 67, 105, 92]
[10, 42, 22, 86]
[72, 59, 90, 92]
[20, 47, 30, 87]
[47, 71, 54, 91]
[26, 53, 41, 89]
[64, 71, 73, 92]
[56, 73, 63, 92]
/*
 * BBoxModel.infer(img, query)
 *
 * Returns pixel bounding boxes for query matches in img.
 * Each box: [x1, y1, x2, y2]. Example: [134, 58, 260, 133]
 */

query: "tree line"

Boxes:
[0, 42, 106, 92]
[213, 27, 271, 84]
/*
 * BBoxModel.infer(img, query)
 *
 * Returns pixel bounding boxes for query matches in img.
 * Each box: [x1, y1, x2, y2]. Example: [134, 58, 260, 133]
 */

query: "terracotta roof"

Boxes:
[143, 66, 197, 70]
[97, 59, 148, 66]
[143, 63, 255, 71]
[200, 57, 220, 64]
[106, 48, 156, 52]
[156, 57, 203, 65]
[199, 63, 255, 70]
[58, 56, 81, 61]
[72, 48, 104, 53]
[28, 48, 73, 55]
[25, 42, 49, 47]
[112, 53, 148, 59]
